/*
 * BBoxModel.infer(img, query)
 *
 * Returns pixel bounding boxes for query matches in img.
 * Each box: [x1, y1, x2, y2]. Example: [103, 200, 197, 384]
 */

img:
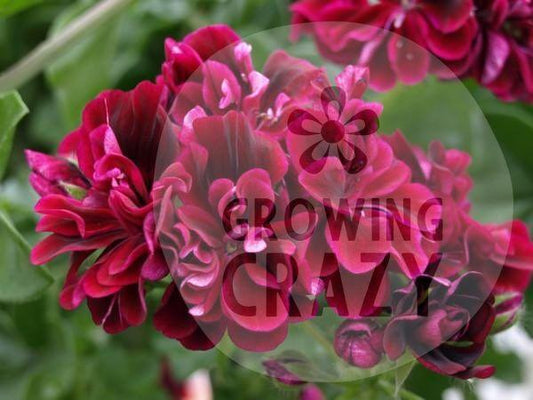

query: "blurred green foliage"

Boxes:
[0, 0, 532, 399]
[0, 0, 43, 17]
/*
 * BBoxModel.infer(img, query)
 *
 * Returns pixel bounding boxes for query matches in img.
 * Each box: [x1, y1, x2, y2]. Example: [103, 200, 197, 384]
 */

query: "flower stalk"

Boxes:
[0, 0, 134, 92]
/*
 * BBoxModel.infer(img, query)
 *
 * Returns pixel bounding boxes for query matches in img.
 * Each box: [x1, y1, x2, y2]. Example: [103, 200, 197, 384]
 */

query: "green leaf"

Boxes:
[0, 0, 42, 17]
[483, 107, 533, 197]
[0, 209, 31, 253]
[0, 91, 28, 180]
[0, 299, 76, 400]
[0, 209, 53, 303]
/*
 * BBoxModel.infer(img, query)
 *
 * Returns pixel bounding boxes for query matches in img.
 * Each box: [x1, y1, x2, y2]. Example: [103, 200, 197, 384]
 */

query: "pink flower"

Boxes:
[27, 81, 173, 334]
[285, 67, 441, 279]
[161, 25, 328, 137]
[287, 70, 379, 174]
[154, 111, 316, 351]
[385, 131, 474, 275]
[385, 132, 473, 218]
[153, 26, 330, 351]
[297, 138, 441, 278]
[160, 25, 240, 94]
[467, 220, 533, 294]
[25, 23, 533, 380]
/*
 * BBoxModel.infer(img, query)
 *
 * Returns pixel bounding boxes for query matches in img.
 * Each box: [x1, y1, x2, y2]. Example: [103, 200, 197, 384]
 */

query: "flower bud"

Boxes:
[334, 319, 384, 369]
[262, 359, 306, 386]
[25, 150, 89, 198]
[491, 292, 523, 334]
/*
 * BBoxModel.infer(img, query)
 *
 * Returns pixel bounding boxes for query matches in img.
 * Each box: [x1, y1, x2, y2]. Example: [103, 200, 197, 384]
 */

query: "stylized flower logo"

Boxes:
[287, 86, 379, 174]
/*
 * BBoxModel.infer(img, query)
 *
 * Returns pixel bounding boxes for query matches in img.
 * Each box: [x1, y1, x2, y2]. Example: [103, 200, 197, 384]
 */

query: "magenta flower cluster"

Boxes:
[26, 25, 533, 382]
[292, 0, 533, 102]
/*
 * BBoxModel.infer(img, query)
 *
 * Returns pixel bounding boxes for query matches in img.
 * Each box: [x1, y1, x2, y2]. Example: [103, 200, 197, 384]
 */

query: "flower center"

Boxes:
[321, 120, 345, 144]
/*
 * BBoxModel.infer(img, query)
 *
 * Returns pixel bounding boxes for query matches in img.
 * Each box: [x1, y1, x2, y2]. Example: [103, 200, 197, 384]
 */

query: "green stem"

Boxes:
[0, 0, 134, 92]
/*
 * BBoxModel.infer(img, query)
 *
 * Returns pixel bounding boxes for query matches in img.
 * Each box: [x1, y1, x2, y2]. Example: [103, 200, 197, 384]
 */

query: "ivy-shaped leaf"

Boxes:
[0, 209, 53, 303]
[0, 91, 28, 180]
[0, 91, 53, 302]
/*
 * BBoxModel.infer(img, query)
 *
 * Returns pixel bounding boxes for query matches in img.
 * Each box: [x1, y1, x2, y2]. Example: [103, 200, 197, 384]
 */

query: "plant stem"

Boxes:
[0, 0, 134, 92]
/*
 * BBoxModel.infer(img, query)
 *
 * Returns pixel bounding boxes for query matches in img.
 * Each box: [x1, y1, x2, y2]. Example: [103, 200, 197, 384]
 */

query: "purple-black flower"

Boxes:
[383, 272, 496, 379]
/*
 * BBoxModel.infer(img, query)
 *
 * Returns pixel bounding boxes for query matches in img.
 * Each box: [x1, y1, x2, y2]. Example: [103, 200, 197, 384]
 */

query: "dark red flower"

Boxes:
[154, 284, 225, 351]
[161, 24, 328, 137]
[28, 81, 174, 334]
[291, 0, 478, 91]
[291, 0, 533, 102]
[383, 272, 496, 379]
[470, 0, 533, 102]
[160, 24, 240, 93]
[25, 23, 533, 381]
